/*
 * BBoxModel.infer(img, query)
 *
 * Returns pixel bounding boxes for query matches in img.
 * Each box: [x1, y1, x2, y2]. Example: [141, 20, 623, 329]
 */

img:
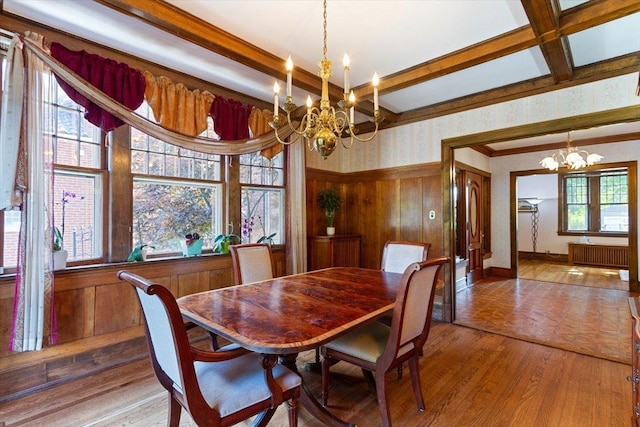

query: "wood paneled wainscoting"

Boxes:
[306, 162, 443, 271]
[0, 250, 286, 403]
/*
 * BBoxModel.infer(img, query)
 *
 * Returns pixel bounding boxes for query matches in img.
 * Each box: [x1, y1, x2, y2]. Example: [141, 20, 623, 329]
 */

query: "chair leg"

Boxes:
[375, 370, 392, 427]
[408, 355, 425, 411]
[362, 368, 377, 393]
[167, 395, 182, 427]
[253, 408, 276, 427]
[321, 349, 331, 406]
[287, 397, 299, 427]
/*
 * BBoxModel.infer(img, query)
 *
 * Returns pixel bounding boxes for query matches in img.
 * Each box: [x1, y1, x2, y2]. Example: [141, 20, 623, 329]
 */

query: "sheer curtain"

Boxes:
[287, 140, 307, 274]
[0, 36, 23, 210]
[8, 32, 57, 352]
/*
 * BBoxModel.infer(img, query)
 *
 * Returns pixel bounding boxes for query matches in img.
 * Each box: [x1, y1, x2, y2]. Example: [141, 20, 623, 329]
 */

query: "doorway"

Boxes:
[513, 165, 634, 291]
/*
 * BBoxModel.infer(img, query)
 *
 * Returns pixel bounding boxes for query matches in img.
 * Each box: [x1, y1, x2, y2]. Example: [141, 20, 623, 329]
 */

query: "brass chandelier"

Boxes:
[269, 0, 382, 159]
[539, 132, 603, 171]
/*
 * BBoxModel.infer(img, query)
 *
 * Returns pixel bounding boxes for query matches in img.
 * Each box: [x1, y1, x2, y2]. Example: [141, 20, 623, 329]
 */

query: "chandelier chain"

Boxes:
[323, 0, 328, 60]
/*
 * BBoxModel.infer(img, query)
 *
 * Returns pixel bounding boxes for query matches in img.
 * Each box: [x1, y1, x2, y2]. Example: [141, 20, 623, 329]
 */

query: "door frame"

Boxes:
[441, 105, 640, 322]
[510, 162, 636, 282]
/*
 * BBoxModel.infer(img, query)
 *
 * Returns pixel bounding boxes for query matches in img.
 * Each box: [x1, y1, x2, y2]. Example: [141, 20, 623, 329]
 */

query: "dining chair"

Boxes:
[380, 240, 430, 378]
[230, 243, 275, 285]
[117, 270, 301, 427]
[380, 240, 430, 274]
[320, 257, 448, 427]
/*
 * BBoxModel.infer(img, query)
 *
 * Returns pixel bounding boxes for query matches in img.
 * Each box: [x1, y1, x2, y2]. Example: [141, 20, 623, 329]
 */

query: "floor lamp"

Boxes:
[527, 198, 543, 257]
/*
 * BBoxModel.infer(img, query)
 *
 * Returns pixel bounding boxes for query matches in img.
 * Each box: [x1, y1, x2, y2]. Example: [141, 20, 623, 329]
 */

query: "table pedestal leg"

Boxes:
[280, 353, 355, 427]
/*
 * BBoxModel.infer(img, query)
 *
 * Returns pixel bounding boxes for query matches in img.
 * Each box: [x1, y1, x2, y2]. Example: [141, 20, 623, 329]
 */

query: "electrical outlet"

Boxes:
[429, 210, 436, 220]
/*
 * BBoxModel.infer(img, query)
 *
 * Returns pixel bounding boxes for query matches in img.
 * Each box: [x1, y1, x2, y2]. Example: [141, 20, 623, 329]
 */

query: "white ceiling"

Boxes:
[2, 0, 639, 151]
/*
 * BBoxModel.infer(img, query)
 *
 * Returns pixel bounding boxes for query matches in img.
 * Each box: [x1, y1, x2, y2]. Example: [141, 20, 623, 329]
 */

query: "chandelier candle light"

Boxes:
[539, 132, 603, 171]
[269, 0, 382, 159]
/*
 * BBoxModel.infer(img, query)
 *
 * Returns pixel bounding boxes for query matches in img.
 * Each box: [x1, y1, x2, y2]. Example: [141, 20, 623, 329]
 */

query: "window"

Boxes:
[49, 77, 105, 262]
[131, 103, 223, 255]
[239, 151, 285, 245]
[561, 169, 628, 235]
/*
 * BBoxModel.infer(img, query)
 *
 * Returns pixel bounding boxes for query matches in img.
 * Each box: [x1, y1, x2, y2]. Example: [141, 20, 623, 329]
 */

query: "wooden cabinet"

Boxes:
[308, 235, 361, 271]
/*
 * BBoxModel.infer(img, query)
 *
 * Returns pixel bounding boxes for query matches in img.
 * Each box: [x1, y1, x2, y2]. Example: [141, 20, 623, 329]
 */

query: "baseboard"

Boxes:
[518, 251, 568, 263]
[489, 266, 512, 278]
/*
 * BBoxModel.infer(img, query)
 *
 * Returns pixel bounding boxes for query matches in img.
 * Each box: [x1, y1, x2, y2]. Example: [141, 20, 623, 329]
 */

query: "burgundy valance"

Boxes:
[210, 96, 252, 141]
[50, 42, 145, 132]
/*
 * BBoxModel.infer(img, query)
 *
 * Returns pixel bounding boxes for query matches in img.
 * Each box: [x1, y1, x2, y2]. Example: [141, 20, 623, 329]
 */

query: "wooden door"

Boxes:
[466, 171, 483, 284]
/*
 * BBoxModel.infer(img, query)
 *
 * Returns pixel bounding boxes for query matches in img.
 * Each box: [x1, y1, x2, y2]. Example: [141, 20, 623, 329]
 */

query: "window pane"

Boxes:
[567, 205, 587, 231]
[600, 174, 627, 204]
[132, 179, 221, 254]
[239, 151, 284, 186]
[565, 176, 587, 203]
[241, 187, 284, 244]
[3, 210, 21, 269]
[49, 82, 102, 168]
[601, 204, 629, 232]
[132, 102, 221, 180]
[54, 172, 103, 261]
[600, 172, 628, 232]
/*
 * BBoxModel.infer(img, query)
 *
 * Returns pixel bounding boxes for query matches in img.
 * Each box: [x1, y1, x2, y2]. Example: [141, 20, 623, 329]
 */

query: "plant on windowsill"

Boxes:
[243, 215, 277, 245]
[213, 232, 239, 254]
[52, 226, 68, 271]
[52, 190, 85, 270]
[128, 244, 155, 262]
[317, 187, 342, 236]
[182, 232, 204, 257]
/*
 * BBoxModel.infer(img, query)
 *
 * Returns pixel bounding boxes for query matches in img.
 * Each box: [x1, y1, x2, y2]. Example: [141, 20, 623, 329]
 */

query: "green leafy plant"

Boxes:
[213, 233, 239, 253]
[317, 187, 342, 227]
[127, 244, 155, 262]
[258, 232, 277, 244]
[53, 227, 63, 252]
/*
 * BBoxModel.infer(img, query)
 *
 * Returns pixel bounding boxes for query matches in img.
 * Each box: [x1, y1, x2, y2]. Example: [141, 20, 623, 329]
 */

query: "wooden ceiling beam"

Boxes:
[354, 0, 639, 99]
[385, 53, 640, 130]
[560, 0, 640, 34]
[488, 132, 640, 157]
[352, 26, 537, 99]
[521, 0, 572, 83]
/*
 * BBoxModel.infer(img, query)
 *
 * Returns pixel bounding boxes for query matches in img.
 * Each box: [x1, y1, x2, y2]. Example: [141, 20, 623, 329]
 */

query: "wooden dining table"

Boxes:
[177, 266, 403, 427]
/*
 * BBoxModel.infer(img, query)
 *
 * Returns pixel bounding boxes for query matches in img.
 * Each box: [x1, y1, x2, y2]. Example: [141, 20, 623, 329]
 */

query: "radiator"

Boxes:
[568, 243, 629, 268]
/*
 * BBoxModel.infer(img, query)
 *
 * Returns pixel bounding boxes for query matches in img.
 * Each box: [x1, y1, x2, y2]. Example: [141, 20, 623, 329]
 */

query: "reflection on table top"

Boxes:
[177, 267, 402, 354]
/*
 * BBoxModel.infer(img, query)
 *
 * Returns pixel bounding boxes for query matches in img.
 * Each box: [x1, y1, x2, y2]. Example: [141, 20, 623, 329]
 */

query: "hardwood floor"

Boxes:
[0, 265, 634, 426]
[518, 258, 629, 291]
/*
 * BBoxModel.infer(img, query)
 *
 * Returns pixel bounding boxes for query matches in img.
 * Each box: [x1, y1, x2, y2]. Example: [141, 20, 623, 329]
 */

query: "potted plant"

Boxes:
[52, 226, 68, 270]
[182, 232, 204, 256]
[213, 232, 239, 254]
[127, 244, 155, 262]
[317, 187, 342, 236]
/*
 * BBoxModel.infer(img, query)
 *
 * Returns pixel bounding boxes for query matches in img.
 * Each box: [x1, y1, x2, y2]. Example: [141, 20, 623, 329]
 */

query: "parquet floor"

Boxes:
[455, 260, 633, 364]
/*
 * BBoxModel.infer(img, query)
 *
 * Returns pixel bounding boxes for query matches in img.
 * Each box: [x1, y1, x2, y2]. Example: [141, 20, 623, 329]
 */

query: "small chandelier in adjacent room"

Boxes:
[269, 0, 382, 159]
[540, 132, 603, 171]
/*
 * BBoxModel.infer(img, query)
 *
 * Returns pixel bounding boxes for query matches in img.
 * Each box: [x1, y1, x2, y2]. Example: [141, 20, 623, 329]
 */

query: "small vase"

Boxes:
[326, 227, 335, 236]
[181, 239, 203, 256]
[53, 249, 68, 271]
